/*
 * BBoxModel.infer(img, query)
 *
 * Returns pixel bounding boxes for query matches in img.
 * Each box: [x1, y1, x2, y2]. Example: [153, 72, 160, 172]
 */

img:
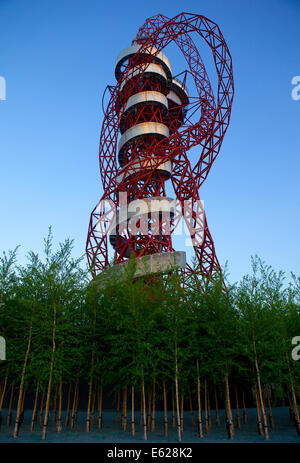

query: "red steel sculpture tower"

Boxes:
[86, 13, 234, 285]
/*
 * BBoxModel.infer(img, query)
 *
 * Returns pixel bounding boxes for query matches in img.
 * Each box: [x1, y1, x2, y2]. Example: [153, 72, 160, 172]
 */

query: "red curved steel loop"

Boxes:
[86, 12, 234, 286]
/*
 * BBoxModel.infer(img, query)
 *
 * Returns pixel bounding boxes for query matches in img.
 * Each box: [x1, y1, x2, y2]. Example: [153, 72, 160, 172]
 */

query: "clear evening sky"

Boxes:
[0, 0, 299, 284]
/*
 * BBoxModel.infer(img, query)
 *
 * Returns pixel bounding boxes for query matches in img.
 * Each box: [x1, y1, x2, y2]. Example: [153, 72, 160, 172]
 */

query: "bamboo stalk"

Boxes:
[224, 372, 234, 439]
[20, 386, 26, 427]
[196, 360, 204, 438]
[0, 377, 3, 429]
[13, 310, 33, 439]
[42, 299, 57, 441]
[163, 382, 168, 436]
[56, 374, 63, 433]
[147, 389, 152, 429]
[285, 353, 300, 434]
[52, 383, 58, 424]
[65, 383, 72, 427]
[204, 377, 209, 433]
[30, 381, 39, 431]
[189, 393, 195, 426]
[175, 343, 182, 442]
[287, 390, 294, 420]
[91, 383, 96, 427]
[86, 379, 93, 432]
[235, 385, 241, 429]
[87, 294, 97, 430]
[142, 374, 147, 440]
[98, 381, 103, 429]
[171, 387, 176, 429]
[74, 379, 79, 428]
[116, 389, 121, 424]
[14, 385, 26, 433]
[214, 385, 220, 425]
[6, 381, 15, 427]
[122, 384, 127, 431]
[180, 391, 184, 432]
[207, 384, 212, 429]
[131, 385, 135, 437]
[139, 390, 143, 426]
[151, 379, 156, 432]
[39, 390, 45, 426]
[254, 345, 269, 440]
[265, 386, 274, 429]
[70, 377, 79, 430]
[254, 384, 264, 436]
[242, 389, 248, 424]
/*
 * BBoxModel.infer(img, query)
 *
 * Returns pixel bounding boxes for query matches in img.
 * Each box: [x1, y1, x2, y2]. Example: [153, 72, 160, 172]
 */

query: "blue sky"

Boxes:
[0, 0, 299, 284]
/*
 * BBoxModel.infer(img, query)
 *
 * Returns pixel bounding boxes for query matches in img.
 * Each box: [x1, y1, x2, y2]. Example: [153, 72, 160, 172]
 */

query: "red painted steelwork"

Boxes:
[86, 12, 234, 286]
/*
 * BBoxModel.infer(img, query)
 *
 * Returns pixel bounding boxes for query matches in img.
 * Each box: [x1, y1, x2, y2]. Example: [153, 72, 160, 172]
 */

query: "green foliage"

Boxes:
[0, 235, 299, 403]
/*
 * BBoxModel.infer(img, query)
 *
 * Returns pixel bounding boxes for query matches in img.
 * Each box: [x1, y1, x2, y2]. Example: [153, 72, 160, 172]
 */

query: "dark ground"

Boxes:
[0, 407, 299, 443]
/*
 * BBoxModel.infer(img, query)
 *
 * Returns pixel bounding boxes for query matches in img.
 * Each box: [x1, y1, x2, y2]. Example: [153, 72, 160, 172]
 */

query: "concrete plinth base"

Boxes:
[91, 251, 186, 289]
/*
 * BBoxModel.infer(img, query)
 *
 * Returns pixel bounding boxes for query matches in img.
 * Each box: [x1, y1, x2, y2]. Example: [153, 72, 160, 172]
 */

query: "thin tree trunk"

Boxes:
[172, 387, 176, 429]
[147, 389, 152, 429]
[254, 383, 264, 436]
[0, 375, 8, 406]
[139, 390, 143, 425]
[13, 310, 34, 438]
[204, 377, 209, 433]
[235, 385, 241, 429]
[74, 379, 79, 427]
[116, 389, 120, 424]
[52, 383, 58, 424]
[86, 379, 93, 432]
[214, 385, 220, 425]
[39, 390, 45, 425]
[142, 374, 147, 440]
[189, 393, 195, 426]
[254, 342, 269, 440]
[151, 380, 156, 432]
[56, 374, 63, 433]
[42, 299, 57, 441]
[224, 372, 234, 439]
[175, 343, 182, 442]
[91, 383, 96, 427]
[122, 384, 127, 431]
[287, 390, 294, 420]
[265, 387, 274, 429]
[286, 353, 300, 434]
[207, 383, 212, 429]
[70, 377, 79, 430]
[6, 381, 15, 427]
[0, 374, 7, 431]
[196, 360, 204, 438]
[65, 383, 72, 427]
[242, 389, 248, 424]
[87, 296, 97, 431]
[30, 381, 39, 431]
[98, 381, 103, 429]
[180, 391, 184, 432]
[131, 385, 135, 437]
[163, 382, 168, 436]
[20, 387, 26, 427]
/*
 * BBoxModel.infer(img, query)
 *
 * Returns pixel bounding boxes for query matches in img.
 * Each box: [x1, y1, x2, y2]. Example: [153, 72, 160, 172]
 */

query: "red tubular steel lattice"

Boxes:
[86, 12, 234, 285]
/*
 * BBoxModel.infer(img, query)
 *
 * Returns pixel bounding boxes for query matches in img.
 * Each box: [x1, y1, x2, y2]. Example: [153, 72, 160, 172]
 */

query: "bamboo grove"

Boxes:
[0, 230, 299, 441]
